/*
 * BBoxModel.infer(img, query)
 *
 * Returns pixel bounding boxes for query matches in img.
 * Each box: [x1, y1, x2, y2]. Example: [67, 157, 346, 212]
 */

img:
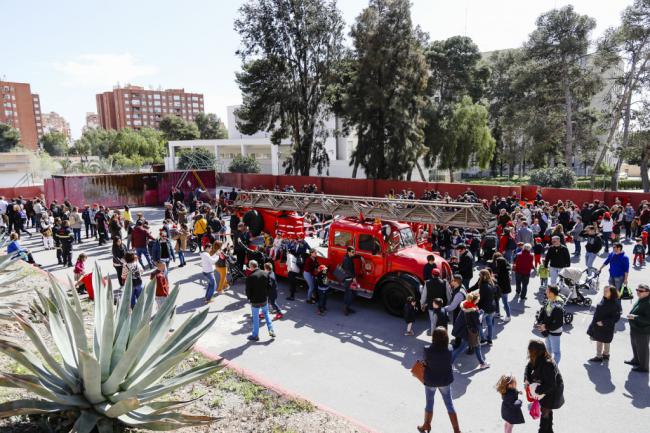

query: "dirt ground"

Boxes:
[0, 263, 361, 433]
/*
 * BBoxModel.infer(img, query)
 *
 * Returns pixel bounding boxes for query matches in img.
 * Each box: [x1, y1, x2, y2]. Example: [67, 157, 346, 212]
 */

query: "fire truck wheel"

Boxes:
[243, 210, 264, 236]
[381, 281, 410, 317]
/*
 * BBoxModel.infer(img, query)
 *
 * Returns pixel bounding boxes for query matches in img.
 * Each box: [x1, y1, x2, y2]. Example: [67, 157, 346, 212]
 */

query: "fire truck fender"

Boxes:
[377, 272, 421, 298]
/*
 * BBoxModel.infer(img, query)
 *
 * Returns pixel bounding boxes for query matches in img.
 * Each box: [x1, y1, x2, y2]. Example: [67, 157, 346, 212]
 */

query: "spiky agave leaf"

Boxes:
[0, 253, 30, 320]
[0, 266, 222, 431]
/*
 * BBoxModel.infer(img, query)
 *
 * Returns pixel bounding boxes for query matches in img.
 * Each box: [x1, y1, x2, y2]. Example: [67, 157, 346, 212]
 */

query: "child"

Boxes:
[538, 265, 549, 289]
[514, 242, 524, 257]
[264, 262, 283, 320]
[41, 212, 54, 250]
[151, 261, 169, 312]
[532, 237, 544, 270]
[315, 264, 329, 316]
[404, 296, 417, 335]
[431, 298, 449, 330]
[73, 253, 87, 282]
[633, 238, 645, 266]
[496, 374, 525, 433]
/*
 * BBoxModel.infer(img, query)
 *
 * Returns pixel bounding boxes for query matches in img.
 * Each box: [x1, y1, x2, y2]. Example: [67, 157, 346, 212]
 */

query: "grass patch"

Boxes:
[270, 398, 315, 416]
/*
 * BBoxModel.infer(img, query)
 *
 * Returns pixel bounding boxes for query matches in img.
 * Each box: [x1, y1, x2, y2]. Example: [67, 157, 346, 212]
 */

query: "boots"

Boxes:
[417, 411, 433, 432]
[448, 412, 461, 433]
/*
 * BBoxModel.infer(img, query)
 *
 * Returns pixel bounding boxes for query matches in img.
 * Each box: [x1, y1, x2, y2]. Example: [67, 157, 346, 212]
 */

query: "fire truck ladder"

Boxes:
[234, 190, 497, 231]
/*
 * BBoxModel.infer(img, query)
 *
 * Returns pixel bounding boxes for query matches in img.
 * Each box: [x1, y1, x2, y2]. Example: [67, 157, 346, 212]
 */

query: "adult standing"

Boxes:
[303, 249, 319, 304]
[81, 205, 92, 239]
[626, 283, 650, 373]
[570, 216, 584, 257]
[112, 237, 127, 289]
[417, 327, 460, 433]
[200, 243, 218, 304]
[122, 252, 144, 308]
[623, 203, 635, 240]
[587, 285, 621, 363]
[94, 206, 108, 245]
[57, 220, 74, 267]
[456, 244, 474, 289]
[475, 269, 498, 346]
[524, 339, 564, 433]
[341, 246, 358, 316]
[131, 221, 154, 270]
[516, 222, 534, 246]
[494, 256, 512, 321]
[583, 226, 603, 275]
[598, 243, 629, 293]
[151, 231, 175, 277]
[193, 213, 208, 250]
[543, 236, 570, 286]
[68, 207, 82, 244]
[285, 248, 300, 301]
[536, 286, 564, 364]
[245, 260, 276, 341]
[213, 241, 229, 294]
[420, 268, 452, 334]
[442, 275, 466, 325]
[600, 212, 615, 252]
[513, 243, 534, 302]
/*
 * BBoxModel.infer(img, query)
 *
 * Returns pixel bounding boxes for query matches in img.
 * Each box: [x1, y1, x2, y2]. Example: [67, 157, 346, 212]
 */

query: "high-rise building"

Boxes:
[41, 111, 71, 139]
[84, 112, 100, 131]
[0, 80, 43, 150]
[95, 85, 204, 130]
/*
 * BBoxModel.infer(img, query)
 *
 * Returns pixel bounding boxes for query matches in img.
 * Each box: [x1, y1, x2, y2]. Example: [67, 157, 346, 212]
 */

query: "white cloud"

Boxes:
[53, 53, 158, 88]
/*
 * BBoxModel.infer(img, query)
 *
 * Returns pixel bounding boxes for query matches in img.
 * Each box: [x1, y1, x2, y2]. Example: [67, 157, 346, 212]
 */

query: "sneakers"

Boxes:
[602, 355, 610, 361]
[588, 356, 603, 363]
[269, 330, 276, 338]
[404, 331, 415, 336]
[247, 335, 259, 341]
[479, 363, 491, 370]
[503, 316, 511, 322]
[274, 313, 283, 320]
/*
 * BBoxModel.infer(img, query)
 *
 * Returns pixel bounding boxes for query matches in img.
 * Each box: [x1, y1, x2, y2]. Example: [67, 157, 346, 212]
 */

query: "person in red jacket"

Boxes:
[131, 220, 154, 270]
[513, 243, 535, 302]
[151, 261, 170, 312]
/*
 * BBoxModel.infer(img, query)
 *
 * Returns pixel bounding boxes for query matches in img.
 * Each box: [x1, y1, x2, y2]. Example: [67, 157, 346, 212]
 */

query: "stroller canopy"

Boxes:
[558, 267, 583, 283]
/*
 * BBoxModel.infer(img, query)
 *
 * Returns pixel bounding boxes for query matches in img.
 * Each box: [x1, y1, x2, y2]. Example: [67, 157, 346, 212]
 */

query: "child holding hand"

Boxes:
[496, 374, 525, 433]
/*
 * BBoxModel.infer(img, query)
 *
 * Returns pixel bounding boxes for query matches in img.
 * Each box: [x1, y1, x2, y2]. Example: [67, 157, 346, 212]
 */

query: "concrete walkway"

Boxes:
[19, 207, 650, 433]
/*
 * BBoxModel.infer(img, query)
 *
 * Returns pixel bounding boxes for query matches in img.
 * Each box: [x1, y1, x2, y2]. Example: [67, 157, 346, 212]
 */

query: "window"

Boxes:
[333, 231, 353, 248]
[153, 94, 160, 99]
[173, 95, 180, 101]
[133, 120, 142, 126]
[154, 100, 160, 106]
[124, 93, 129, 98]
[358, 234, 381, 255]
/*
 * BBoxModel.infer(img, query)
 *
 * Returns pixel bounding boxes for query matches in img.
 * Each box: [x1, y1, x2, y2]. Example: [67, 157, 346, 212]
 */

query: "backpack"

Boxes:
[506, 236, 516, 250]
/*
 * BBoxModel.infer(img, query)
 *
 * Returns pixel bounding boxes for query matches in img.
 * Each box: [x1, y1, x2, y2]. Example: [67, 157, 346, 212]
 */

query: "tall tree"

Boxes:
[0, 123, 20, 152]
[75, 128, 118, 157]
[423, 36, 489, 172]
[592, 0, 650, 190]
[194, 113, 228, 139]
[524, 5, 601, 168]
[437, 96, 495, 181]
[41, 131, 68, 156]
[234, 0, 344, 175]
[339, 0, 428, 179]
[159, 115, 200, 141]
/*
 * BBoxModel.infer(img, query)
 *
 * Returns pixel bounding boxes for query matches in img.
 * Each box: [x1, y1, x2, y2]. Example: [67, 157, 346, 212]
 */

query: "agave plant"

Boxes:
[0, 265, 222, 432]
[0, 254, 29, 320]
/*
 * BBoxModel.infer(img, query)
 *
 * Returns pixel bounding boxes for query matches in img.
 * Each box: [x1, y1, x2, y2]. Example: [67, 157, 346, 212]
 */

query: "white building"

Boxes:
[166, 105, 363, 177]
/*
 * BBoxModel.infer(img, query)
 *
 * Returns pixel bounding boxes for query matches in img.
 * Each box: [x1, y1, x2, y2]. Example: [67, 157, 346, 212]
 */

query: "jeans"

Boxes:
[131, 284, 143, 308]
[451, 338, 486, 364]
[585, 252, 597, 274]
[160, 258, 170, 277]
[608, 275, 624, 292]
[251, 303, 274, 338]
[424, 385, 455, 413]
[480, 312, 495, 342]
[504, 249, 513, 263]
[428, 309, 438, 332]
[178, 250, 186, 266]
[603, 232, 611, 251]
[343, 279, 355, 309]
[317, 288, 328, 311]
[574, 240, 581, 255]
[545, 334, 561, 364]
[72, 228, 81, 243]
[135, 247, 153, 269]
[204, 271, 216, 301]
[549, 267, 561, 286]
[500, 294, 511, 317]
[624, 220, 632, 239]
[303, 271, 315, 300]
[515, 273, 530, 299]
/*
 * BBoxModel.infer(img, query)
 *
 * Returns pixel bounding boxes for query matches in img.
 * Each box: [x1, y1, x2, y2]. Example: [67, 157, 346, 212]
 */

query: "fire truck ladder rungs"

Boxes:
[234, 191, 497, 231]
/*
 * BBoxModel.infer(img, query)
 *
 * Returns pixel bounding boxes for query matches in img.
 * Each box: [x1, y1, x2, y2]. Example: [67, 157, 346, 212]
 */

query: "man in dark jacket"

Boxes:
[536, 285, 564, 364]
[245, 260, 276, 341]
[583, 226, 603, 275]
[420, 268, 451, 334]
[626, 283, 650, 372]
[543, 236, 570, 286]
[422, 255, 437, 282]
[81, 205, 93, 239]
[341, 246, 358, 316]
[57, 220, 74, 267]
[456, 244, 474, 289]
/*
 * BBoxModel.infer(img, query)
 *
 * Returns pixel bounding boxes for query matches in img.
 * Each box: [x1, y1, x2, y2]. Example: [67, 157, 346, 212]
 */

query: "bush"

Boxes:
[229, 155, 260, 173]
[575, 178, 644, 190]
[178, 148, 217, 170]
[528, 167, 576, 188]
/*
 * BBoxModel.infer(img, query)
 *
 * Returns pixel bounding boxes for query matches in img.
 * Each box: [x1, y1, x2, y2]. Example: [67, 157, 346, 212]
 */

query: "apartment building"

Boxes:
[0, 81, 43, 150]
[96, 85, 204, 130]
[41, 111, 71, 139]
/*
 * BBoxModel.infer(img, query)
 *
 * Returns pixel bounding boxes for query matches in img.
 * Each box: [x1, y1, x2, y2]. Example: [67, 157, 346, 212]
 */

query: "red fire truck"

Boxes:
[233, 191, 495, 316]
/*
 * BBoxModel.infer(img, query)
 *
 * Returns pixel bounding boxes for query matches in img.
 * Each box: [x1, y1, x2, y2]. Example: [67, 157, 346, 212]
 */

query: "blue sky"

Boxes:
[2, 0, 633, 139]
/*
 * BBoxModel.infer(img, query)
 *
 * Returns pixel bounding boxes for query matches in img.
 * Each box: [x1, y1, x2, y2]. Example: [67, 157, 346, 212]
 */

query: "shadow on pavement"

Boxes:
[583, 362, 616, 394]
[623, 370, 650, 409]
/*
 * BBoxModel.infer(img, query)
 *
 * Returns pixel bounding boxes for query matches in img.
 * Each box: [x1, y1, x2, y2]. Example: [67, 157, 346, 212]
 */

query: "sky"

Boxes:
[2, 0, 635, 139]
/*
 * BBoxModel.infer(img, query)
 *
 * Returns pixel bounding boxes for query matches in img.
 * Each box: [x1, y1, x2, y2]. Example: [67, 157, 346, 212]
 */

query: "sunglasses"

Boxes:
[636, 289, 649, 293]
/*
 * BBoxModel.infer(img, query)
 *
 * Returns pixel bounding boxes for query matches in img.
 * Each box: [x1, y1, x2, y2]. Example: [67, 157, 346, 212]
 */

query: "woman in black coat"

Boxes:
[417, 327, 460, 433]
[494, 256, 512, 320]
[525, 339, 564, 433]
[587, 285, 621, 363]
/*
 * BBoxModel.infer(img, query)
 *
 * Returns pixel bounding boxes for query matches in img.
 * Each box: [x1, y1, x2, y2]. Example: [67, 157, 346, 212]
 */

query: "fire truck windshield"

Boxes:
[399, 227, 416, 249]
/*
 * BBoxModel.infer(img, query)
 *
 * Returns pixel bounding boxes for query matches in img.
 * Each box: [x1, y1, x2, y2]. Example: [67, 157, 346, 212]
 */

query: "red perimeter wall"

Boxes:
[0, 185, 45, 200]
[43, 171, 650, 210]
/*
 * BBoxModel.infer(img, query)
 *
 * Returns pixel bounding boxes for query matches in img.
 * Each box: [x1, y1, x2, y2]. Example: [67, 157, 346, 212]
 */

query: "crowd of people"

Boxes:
[2, 185, 650, 433]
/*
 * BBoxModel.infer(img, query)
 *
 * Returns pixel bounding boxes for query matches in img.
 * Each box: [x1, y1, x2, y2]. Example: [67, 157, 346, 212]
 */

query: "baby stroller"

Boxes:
[558, 267, 595, 307]
[225, 247, 246, 286]
[535, 291, 575, 325]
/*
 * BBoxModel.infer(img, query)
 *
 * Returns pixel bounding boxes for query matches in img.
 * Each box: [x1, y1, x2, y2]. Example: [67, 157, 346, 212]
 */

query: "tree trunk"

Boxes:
[448, 168, 454, 183]
[611, 61, 636, 192]
[563, 73, 575, 168]
[352, 160, 359, 179]
[641, 149, 650, 193]
[415, 160, 427, 182]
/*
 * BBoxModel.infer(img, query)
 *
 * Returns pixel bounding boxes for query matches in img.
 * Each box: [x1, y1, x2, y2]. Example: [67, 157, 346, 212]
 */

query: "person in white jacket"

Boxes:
[286, 250, 301, 301]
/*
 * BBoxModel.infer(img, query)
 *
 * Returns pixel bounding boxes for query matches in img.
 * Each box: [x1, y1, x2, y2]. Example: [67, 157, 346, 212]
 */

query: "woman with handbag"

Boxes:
[587, 285, 621, 363]
[524, 339, 564, 433]
[416, 327, 460, 433]
[450, 291, 490, 369]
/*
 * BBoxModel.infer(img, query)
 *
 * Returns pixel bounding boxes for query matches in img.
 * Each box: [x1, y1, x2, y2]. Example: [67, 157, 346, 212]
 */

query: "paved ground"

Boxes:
[19, 207, 650, 433]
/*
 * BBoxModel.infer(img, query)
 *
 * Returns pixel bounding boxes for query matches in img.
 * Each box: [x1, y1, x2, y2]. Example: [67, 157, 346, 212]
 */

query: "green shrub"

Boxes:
[229, 155, 261, 173]
[575, 178, 644, 190]
[528, 167, 576, 188]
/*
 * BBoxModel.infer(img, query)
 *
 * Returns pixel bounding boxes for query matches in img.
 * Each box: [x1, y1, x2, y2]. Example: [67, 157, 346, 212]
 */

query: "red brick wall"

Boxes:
[0, 185, 44, 200]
